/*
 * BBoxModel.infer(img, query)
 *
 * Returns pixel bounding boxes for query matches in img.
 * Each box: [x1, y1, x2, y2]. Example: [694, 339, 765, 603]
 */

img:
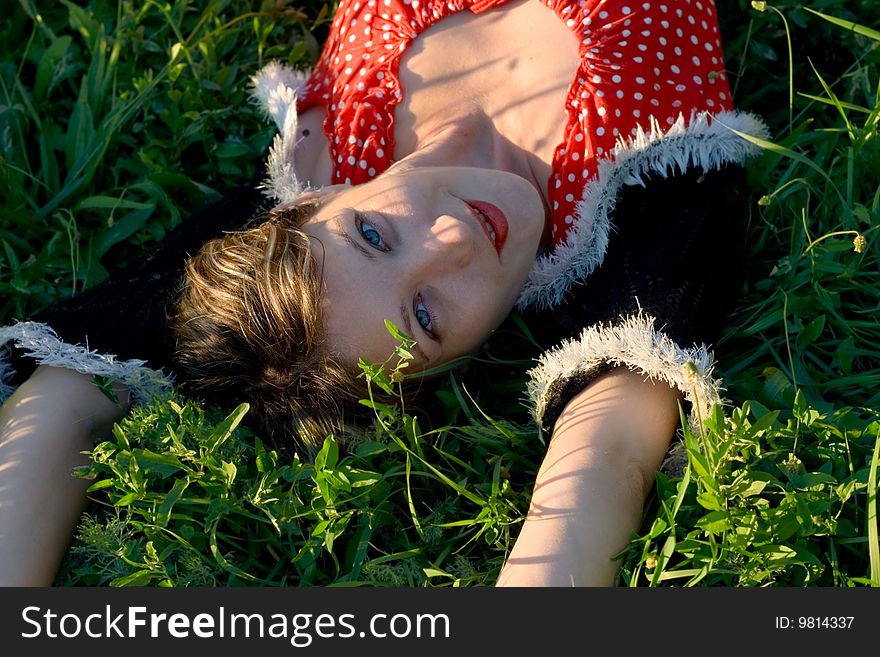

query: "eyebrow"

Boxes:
[332, 216, 431, 367]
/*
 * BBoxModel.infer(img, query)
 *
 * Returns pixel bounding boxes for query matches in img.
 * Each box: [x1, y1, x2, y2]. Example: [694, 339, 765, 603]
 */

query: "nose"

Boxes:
[421, 213, 476, 271]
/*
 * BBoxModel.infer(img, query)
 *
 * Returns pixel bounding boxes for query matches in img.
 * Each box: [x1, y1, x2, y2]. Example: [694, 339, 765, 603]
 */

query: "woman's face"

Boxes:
[298, 166, 546, 372]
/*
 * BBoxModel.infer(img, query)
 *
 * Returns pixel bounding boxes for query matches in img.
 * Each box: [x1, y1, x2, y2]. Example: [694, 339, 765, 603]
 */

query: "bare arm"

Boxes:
[496, 367, 680, 586]
[0, 365, 129, 586]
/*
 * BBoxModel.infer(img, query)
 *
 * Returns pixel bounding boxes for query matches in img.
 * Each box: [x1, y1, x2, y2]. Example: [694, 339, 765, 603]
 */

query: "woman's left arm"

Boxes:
[496, 367, 679, 587]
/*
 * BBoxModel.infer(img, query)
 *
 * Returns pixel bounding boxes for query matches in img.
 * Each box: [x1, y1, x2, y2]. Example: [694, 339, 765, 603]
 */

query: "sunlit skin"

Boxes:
[299, 165, 547, 370]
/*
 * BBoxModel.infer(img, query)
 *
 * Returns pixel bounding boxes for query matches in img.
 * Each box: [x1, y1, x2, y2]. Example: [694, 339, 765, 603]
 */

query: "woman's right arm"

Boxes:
[0, 365, 129, 586]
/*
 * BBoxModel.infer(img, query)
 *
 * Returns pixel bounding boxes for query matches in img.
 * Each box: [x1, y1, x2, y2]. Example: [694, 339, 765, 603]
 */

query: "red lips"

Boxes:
[464, 200, 509, 256]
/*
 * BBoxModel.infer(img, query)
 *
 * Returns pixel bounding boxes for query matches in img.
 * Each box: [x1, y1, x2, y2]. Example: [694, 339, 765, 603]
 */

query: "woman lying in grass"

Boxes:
[0, 0, 767, 586]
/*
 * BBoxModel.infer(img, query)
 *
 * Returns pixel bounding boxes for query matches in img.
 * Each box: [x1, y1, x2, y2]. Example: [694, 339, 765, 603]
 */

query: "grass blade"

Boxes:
[868, 424, 880, 587]
[803, 8, 880, 41]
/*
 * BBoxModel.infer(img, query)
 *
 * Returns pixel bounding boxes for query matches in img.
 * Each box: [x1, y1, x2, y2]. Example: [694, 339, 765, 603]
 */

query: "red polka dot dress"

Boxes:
[298, 0, 735, 247]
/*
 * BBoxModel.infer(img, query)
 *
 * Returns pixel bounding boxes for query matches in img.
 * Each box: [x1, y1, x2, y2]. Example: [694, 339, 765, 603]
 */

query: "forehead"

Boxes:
[317, 170, 431, 218]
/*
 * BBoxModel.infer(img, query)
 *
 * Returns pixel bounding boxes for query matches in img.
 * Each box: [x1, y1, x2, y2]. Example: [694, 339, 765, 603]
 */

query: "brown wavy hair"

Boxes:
[169, 203, 370, 454]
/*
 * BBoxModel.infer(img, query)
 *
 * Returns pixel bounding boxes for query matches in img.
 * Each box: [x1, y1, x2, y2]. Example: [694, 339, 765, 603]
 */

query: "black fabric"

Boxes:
[10, 184, 270, 384]
[522, 164, 752, 435]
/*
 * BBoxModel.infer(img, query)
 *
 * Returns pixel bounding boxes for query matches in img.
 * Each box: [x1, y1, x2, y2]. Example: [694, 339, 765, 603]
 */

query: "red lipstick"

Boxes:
[464, 200, 509, 256]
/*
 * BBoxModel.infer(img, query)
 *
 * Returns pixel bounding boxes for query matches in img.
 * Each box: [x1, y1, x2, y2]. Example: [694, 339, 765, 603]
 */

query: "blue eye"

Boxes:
[356, 215, 388, 251]
[415, 296, 435, 336]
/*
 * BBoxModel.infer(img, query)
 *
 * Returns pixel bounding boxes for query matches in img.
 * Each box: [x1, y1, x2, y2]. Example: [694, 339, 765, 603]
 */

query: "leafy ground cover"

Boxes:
[2, 0, 878, 586]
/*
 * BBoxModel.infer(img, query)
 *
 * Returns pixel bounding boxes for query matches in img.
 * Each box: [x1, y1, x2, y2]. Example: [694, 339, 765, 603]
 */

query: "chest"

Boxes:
[296, 0, 581, 188]
[393, 0, 579, 161]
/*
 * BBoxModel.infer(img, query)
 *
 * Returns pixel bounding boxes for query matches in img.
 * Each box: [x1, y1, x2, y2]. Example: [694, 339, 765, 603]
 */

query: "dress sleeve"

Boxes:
[522, 163, 752, 439]
[1, 184, 268, 406]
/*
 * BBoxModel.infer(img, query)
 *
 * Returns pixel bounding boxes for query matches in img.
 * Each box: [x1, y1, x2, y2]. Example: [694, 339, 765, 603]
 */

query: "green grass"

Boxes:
[3, 0, 879, 586]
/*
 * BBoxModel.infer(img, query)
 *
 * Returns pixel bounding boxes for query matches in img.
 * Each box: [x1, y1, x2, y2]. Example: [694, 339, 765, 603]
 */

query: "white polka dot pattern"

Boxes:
[299, 0, 734, 246]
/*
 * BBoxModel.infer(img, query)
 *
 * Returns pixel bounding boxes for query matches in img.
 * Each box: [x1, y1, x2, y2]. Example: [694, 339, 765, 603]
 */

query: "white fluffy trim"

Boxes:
[517, 109, 770, 310]
[526, 312, 723, 435]
[249, 61, 312, 204]
[0, 322, 173, 406]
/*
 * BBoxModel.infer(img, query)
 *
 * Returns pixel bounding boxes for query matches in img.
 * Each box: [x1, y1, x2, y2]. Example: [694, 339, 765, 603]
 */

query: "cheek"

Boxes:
[460, 288, 512, 342]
